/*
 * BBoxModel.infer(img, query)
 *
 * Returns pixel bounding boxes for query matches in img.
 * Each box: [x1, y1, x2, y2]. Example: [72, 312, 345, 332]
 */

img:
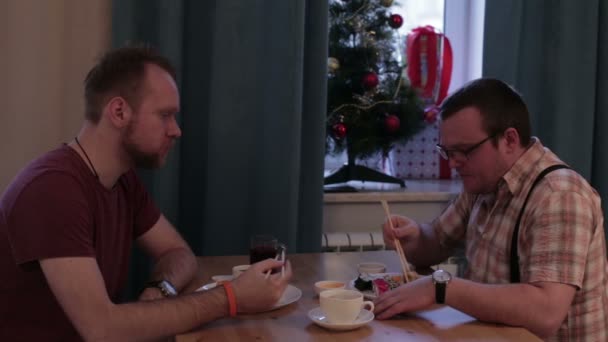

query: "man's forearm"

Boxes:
[90, 287, 229, 341]
[149, 247, 197, 291]
[446, 278, 572, 338]
[405, 223, 451, 267]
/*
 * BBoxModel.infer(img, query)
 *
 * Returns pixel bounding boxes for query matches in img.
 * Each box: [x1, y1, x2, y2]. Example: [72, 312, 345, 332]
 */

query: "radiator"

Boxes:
[322, 232, 386, 252]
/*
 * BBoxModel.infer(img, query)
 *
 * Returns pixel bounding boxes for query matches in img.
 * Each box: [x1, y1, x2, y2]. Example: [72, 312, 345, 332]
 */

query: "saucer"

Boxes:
[308, 307, 374, 331]
[196, 283, 302, 311]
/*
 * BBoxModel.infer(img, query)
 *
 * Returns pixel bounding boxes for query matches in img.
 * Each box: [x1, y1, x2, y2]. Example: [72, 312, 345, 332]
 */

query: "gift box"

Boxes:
[389, 122, 457, 179]
[358, 123, 457, 180]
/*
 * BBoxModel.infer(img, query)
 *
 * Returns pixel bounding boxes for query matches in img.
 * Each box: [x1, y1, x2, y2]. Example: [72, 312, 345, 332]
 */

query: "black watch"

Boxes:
[145, 280, 178, 297]
[432, 269, 452, 304]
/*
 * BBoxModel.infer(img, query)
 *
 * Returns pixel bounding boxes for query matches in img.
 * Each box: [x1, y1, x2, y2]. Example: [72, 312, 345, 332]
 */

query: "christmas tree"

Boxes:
[325, 0, 425, 187]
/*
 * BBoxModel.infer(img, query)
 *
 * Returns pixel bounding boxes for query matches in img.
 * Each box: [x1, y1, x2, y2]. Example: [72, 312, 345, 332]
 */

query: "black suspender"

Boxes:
[510, 164, 570, 283]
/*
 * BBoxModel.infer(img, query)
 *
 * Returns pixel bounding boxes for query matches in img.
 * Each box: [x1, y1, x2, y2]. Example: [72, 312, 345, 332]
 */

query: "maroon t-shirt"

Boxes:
[0, 145, 161, 341]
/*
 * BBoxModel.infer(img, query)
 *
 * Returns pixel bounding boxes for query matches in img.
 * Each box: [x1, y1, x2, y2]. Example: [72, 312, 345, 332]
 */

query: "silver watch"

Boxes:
[432, 269, 452, 304]
[146, 280, 178, 297]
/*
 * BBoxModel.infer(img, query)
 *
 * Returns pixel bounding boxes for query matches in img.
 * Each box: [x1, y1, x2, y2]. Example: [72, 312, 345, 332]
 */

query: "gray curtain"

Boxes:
[113, 1, 327, 296]
[483, 0, 608, 239]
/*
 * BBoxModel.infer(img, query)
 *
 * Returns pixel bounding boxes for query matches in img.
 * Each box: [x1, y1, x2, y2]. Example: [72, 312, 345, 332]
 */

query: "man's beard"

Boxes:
[123, 124, 163, 169]
[124, 140, 162, 169]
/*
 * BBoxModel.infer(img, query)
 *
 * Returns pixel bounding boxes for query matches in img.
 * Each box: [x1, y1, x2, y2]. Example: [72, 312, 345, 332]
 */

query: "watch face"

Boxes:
[159, 280, 178, 296]
[433, 269, 452, 282]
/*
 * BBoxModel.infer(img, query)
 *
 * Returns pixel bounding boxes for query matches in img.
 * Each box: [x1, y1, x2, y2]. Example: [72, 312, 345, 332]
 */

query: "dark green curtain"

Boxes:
[483, 0, 608, 240]
[112, 1, 328, 297]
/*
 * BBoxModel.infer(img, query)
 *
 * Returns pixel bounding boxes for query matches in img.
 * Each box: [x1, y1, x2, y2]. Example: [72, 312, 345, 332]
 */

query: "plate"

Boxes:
[308, 307, 374, 331]
[348, 279, 376, 300]
[273, 284, 302, 309]
[349, 273, 407, 300]
[198, 282, 219, 291]
[196, 283, 302, 311]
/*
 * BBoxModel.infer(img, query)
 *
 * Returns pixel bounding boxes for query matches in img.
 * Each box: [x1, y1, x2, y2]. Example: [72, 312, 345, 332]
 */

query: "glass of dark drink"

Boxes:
[249, 235, 279, 264]
[249, 236, 287, 274]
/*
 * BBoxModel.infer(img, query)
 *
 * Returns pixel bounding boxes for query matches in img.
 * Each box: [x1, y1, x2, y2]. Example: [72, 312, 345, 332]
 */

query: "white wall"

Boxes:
[0, 0, 110, 193]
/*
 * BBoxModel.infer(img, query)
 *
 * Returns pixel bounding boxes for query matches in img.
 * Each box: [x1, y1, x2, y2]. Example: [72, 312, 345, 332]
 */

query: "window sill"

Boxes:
[324, 179, 461, 203]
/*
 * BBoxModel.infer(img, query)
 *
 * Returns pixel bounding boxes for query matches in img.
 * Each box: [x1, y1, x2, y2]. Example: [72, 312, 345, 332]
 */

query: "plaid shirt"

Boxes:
[432, 138, 608, 341]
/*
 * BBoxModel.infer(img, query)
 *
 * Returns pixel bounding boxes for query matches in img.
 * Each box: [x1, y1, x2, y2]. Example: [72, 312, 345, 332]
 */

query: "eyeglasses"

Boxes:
[436, 135, 496, 161]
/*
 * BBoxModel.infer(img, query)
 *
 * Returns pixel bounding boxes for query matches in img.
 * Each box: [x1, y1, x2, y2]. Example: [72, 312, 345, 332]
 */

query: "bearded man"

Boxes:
[0, 46, 291, 341]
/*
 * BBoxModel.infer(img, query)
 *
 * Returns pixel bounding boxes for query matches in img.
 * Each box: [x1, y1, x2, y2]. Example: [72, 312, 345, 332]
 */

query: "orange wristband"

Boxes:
[221, 281, 237, 317]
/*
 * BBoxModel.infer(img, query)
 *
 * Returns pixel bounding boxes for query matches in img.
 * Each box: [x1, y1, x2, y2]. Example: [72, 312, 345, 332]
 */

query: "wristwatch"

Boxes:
[432, 269, 452, 304]
[145, 280, 178, 297]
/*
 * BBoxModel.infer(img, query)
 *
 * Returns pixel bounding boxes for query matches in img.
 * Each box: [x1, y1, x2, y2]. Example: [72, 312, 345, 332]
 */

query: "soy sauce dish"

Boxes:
[314, 280, 346, 295]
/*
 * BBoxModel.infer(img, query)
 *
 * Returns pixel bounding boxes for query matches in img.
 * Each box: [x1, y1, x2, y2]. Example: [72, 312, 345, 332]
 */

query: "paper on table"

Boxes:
[413, 306, 476, 329]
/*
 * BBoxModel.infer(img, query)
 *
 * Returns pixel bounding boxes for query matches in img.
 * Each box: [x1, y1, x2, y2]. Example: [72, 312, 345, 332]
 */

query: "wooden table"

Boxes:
[177, 251, 541, 341]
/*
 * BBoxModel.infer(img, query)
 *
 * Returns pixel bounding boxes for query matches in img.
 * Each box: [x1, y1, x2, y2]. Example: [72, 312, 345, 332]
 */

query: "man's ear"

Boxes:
[502, 127, 521, 151]
[104, 97, 132, 128]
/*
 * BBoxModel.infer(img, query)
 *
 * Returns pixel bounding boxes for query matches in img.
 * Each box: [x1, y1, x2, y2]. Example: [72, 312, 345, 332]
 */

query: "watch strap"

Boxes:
[435, 281, 446, 304]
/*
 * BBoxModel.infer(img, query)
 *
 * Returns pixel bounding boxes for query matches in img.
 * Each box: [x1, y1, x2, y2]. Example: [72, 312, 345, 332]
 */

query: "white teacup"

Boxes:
[232, 264, 250, 278]
[357, 262, 386, 274]
[319, 289, 375, 324]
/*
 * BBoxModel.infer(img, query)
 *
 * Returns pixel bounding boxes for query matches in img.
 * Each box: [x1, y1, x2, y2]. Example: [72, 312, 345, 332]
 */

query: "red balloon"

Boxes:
[389, 14, 403, 29]
[362, 72, 379, 89]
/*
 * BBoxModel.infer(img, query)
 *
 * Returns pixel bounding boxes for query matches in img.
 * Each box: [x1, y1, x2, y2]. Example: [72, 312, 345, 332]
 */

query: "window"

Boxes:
[393, 0, 444, 34]
[444, 0, 485, 94]
[325, 0, 485, 172]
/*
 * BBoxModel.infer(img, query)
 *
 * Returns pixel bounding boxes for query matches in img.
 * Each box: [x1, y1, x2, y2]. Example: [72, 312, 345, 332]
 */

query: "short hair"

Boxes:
[84, 45, 177, 123]
[439, 78, 531, 147]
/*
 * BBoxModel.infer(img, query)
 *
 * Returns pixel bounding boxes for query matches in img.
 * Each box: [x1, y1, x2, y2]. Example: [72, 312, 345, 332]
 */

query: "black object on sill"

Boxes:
[324, 162, 406, 188]
[323, 185, 358, 193]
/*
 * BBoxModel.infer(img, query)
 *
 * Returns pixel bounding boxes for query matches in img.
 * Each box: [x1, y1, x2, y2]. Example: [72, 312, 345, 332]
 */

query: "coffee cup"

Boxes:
[319, 289, 375, 324]
[232, 264, 250, 278]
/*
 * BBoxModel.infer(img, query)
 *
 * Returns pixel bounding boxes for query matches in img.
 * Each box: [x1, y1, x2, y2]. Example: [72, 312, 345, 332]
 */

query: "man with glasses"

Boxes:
[375, 78, 607, 341]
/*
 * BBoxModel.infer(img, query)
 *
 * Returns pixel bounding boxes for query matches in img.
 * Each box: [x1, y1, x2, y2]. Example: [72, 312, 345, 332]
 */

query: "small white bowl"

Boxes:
[232, 264, 251, 278]
[357, 262, 387, 274]
[314, 280, 346, 295]
[211, 275, 235, 283]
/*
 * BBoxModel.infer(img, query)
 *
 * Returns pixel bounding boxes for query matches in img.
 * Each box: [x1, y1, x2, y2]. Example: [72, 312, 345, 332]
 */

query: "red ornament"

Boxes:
[424, 105, 439, 124]
[384, 114, 400, 133]
[388, 14, 403, 29]
[332, 123, 347, 139]
[362, 72, 379, 89]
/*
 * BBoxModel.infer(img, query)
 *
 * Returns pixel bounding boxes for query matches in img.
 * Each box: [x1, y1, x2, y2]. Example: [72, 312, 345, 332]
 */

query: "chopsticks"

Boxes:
[381, 200, 411, 283]
[264, 247, 286, 279]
